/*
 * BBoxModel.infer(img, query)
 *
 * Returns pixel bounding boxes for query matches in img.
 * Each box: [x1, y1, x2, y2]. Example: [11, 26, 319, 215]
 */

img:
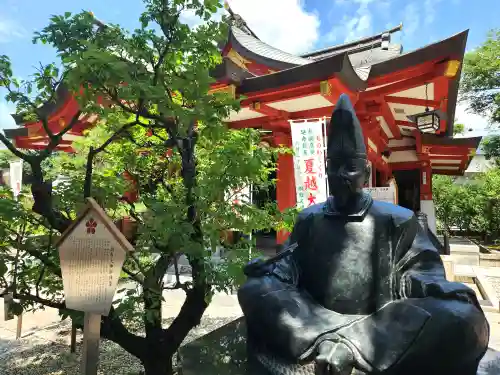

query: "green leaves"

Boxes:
[433, 168, 500, 238]
[483, 135, 500, 165]
[460, 29, 500, 125]
[0, 2, 292, 362]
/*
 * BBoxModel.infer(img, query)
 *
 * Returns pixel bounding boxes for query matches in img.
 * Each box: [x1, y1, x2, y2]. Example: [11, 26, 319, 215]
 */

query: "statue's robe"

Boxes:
[238, 196, 490, 374]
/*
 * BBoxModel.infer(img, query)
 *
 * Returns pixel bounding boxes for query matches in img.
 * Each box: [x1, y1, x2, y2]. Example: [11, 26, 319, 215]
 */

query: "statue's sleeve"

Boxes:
[396, 218, 480, 306]
[238, 213, 358, 362]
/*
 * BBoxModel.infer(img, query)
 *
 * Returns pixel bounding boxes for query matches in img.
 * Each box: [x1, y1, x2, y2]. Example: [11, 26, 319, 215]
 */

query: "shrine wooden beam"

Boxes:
[390, 145, 415, 152]
[424, 145, 472, 154]
[395, 120, 415, 127]
[319, 80, 339, 104]
[289, 106, 334, 119]
[15, 138, 74, 148]
[361, 69, 444, 101]
[433, 76, 449, 134]
[14, 141, 74, 151]
[384, 96, 441, 107]
[390, 161, 425, 170]
[367, 60, 438, 87]
[355, 101, 382, 117]
[250, 102, 288, 119]
[227, 118, 265, 129]
[240, 81, 320, 107]
[432, 169, 462, 176]
[459, 159, 469, 172]
[227, 117, 290, 132]
[380, 100, 402, 140]
[429, 155, 467, 160]
[330, 78, 359, 106]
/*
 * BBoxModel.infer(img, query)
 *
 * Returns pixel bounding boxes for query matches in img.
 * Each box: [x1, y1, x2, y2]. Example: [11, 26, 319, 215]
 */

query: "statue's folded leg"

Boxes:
[387, 298, 489, 375]
[238, 275, 359, 363]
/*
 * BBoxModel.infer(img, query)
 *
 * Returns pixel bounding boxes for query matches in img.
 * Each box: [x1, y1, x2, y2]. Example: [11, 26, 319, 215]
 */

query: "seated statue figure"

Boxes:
[238, 94, 490, 375]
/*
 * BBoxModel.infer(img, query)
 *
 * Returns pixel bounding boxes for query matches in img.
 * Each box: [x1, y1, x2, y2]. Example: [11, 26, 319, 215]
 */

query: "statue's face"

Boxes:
[327, 157, 369, 206]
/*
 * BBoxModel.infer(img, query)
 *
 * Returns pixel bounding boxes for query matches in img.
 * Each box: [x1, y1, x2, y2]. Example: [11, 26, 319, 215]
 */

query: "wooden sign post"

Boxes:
[57, 198, 134, 375]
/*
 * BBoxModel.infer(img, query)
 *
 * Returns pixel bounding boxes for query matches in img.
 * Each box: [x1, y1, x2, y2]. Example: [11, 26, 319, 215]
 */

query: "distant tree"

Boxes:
[482, 135, 500, 165]
[460, 29, 500, 125]
[453, 123, 465, 136]
[433, 168, 500, 242]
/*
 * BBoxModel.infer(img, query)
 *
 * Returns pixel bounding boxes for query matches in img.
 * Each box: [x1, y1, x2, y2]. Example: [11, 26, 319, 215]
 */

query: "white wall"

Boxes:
[420, 200, 437, 234]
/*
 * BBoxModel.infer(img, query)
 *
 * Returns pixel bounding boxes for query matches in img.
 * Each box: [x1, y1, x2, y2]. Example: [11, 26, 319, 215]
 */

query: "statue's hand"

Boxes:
[243, 258, 273, 277]
[315, 340, 355, 375]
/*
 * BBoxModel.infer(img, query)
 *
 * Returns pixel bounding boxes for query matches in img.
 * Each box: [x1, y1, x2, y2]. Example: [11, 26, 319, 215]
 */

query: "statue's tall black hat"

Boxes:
[327, 94, 367, 160]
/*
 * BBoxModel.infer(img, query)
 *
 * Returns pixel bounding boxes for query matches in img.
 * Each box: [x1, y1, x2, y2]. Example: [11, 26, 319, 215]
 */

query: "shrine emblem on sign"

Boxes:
[56, 198, 134, 316]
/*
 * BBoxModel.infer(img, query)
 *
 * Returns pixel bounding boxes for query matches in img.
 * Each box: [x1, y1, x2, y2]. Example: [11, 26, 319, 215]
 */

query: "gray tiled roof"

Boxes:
[231, 27, 312, 67]
[230, 23, 404, 75]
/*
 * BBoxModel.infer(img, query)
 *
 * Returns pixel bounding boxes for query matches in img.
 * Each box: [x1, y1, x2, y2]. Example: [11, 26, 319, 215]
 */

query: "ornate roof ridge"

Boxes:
[301, 23, 403, 58]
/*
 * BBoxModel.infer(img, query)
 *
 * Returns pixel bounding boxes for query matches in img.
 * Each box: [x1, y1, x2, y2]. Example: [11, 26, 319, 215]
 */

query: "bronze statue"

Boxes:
[238, 94, 489, 375]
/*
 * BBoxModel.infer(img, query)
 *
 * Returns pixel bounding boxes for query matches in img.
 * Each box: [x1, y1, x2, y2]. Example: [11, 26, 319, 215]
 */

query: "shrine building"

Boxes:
[3, 7, 481, 248]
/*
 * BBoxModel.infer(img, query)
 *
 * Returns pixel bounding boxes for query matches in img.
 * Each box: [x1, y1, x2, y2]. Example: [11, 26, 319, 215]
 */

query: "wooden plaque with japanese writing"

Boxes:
[57, 198, 133, 316]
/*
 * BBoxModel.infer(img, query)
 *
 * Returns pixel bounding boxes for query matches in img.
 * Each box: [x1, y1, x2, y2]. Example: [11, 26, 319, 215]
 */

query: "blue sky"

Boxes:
[0, 0, 498, 135]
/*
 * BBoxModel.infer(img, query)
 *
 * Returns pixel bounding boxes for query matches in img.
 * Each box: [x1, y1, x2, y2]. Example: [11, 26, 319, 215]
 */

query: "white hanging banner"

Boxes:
[363, 186, 396, 204]
[290, 118, 328, 209]
[9, 160, 23, 198]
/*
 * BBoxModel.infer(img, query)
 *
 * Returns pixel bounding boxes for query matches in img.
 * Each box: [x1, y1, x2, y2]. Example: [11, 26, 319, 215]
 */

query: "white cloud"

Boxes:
[325, 0, 377, 44]
[401, 3, 420, 39]
[226, 0, 320, 54]
[0, 15, 25, 43]
[424, 0, 443, 26]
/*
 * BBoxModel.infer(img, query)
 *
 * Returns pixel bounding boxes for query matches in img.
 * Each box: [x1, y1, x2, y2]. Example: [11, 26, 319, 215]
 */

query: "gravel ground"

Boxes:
[0, 317, 237, 375]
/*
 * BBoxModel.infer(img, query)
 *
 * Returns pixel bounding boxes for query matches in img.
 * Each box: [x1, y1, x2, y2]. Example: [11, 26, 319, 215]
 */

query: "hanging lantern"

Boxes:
[407, 82, 447, 133]
[407, 109, 443, 133]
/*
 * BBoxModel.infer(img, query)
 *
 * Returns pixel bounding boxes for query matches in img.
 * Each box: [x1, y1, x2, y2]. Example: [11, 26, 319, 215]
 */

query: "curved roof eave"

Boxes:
[210, 57, 255, 83]
[421, 134, 482, 149]
[368, 30, 469, 137]
[237, 52, 368, 95]
[11, 84, 71, 125]
[229, 26, 311, 71]
[368, 30, 469, 79]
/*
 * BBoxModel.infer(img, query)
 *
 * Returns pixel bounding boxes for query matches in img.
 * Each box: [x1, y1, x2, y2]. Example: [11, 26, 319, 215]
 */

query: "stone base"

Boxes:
[180, 318, 500, 375]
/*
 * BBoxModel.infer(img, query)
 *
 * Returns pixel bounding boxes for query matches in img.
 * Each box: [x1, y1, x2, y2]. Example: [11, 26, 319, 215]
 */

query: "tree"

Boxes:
[433, 168, 500, 242]
[0, 3, 289, 374]
[482, 135, 500, 165]
[453, 123, 465, 136]
[460, 29, 500, 125]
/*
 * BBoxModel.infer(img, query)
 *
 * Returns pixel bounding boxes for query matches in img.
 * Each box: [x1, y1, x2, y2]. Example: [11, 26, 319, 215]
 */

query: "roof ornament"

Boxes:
[223, 1, 260, 39]
[381, 32, 390, 50]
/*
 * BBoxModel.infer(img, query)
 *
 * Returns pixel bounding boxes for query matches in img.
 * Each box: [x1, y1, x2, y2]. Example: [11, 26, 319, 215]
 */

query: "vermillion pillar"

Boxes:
[274, 132, 296, 244]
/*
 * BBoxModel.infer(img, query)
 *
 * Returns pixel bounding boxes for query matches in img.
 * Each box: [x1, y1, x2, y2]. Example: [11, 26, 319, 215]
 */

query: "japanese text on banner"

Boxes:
[290, 119, 328, 209]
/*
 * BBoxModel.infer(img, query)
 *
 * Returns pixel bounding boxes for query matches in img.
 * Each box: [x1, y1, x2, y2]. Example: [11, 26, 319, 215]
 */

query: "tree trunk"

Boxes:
[142, 355, 173, 375]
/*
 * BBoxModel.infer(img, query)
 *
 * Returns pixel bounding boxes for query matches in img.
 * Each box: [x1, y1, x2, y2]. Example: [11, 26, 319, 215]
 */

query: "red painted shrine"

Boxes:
[3, 8, 481, 247]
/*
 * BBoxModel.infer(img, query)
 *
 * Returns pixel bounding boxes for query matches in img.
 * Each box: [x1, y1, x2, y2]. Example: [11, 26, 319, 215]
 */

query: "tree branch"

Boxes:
[122, 266, 145, 284]
[39, 110, 82, 158]
[0, 132, 30, 161]
[84, 147, 95, 199]
[9, 291, 66, 310]
[101, 308, 146, 359]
